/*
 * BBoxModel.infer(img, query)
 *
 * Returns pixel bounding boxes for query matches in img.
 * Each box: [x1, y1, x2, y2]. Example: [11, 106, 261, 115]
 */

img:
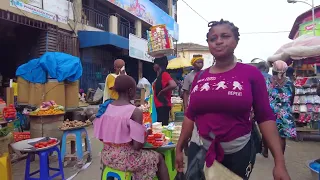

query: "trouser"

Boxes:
[221, 139, 256, 179]
[187, 142, 202, 168]
[156, 106, 171, 125]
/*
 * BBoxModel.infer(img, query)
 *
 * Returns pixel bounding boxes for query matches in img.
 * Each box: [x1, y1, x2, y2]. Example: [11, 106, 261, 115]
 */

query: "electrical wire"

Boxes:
[180, 0, 316, 35]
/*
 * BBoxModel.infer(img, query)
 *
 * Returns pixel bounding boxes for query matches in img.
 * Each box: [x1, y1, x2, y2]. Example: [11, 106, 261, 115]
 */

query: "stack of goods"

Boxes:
[13, 132, 30, 142]
[293, 77, 320, 123]
[171, 97, 183, 104]
[139, 102, 150, 112]
[0, 99, 6, 121]
[29, 101, 65, 116]
[171, 97, 183, 121]
[3, 105, 16, 121]
[143, 112, 152, 131]
[152, 122, 163, 134]
[146, 133, 169, 147]
[171, 125, 182, 144]
[147, 25, 174, 57]
[59, 119, 92, 130]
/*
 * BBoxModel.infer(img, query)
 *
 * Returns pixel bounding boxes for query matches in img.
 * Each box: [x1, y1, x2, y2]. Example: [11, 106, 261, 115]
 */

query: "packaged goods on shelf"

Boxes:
[147, 25, 174, 57]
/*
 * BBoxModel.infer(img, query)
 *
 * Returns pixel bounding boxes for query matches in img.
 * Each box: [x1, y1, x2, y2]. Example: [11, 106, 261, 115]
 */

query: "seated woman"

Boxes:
[94, 75, 169, 180]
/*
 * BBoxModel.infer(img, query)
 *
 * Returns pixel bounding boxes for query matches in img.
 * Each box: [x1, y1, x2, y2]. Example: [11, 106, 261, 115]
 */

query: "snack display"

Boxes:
[3, 104, 16, 121]
[29, 101, 64, 116]
[33, 138, 58, 149]
[147, 25, 174, 56]
[59, 119, 92, 130]
[138, 102, 150, 112]
[143, 112, 152, 131]
[146, 133, 168, 147]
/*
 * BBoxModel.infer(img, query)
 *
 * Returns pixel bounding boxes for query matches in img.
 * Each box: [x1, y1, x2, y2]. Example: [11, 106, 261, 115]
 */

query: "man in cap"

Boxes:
[103, 59, 126, 102]
[182, 54, 204, 166]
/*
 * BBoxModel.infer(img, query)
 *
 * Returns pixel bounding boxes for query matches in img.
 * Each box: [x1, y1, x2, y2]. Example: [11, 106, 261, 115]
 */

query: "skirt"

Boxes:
[101, 143, 160, 180]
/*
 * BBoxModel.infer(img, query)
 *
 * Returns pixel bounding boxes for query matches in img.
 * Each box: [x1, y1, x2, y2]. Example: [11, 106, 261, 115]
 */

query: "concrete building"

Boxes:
[0, 0, 179, 90]
[177, 43, 214, 68]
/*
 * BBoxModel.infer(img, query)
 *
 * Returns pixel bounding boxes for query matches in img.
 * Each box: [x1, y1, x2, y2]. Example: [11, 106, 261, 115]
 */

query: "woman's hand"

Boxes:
[273, 164, 291, 180]
[175, 150, 184, 172]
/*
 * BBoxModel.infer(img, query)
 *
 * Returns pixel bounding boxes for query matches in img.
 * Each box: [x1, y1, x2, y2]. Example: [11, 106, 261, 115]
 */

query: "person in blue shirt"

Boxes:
[257, 61, 271, 79]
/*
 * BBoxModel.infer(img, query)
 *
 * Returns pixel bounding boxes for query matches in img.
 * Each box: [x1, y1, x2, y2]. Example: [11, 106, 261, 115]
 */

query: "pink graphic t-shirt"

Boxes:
[186, 63, 275, 166]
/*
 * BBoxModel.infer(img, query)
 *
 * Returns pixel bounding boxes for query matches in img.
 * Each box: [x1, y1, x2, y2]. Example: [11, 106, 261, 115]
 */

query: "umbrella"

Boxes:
[167, 57, 191, 69]
[267, 34, 320, 63]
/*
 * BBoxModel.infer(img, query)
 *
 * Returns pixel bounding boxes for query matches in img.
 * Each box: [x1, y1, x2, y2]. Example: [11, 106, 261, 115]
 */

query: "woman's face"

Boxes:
[153, 64, 160, 72]
[207, 24, 238, 59]
[194, 60, 204, 70]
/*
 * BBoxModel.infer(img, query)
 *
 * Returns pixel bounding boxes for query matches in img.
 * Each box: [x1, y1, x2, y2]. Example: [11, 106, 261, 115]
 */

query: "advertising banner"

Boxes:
[43, 0, 74, 20]
[19, 0, 42, 8]
[299, 20, 320, 36]
[129, 34, 154, 63]
[10, 0, 69, 24]
[106, 0, 179, 40]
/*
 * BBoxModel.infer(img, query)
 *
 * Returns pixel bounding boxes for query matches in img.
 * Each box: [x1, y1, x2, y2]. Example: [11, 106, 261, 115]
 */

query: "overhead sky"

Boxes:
[177, 0, 318, 63]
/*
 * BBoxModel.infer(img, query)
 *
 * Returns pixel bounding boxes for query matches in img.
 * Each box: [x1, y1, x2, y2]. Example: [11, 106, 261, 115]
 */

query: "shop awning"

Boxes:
[78, 31, 129, 49]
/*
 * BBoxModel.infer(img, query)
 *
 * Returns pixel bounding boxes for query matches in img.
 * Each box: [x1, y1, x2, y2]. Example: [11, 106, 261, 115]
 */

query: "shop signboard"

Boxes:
[129, 34, 155, 63]
[299, 20, 320, 36]
[106, 0, 179, 41]
[43, 0, 74, 20]
[10, 0, 68, 24]
[19, 0, 42, 8]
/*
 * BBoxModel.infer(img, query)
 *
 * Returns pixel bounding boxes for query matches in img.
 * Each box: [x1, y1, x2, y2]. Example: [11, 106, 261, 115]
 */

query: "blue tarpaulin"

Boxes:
[16, 52, 82, 83]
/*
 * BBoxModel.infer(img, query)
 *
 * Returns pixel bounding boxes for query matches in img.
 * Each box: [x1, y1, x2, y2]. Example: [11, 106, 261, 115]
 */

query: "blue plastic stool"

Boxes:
[25, 145, 65, 180]
[60, 128, 91, 163]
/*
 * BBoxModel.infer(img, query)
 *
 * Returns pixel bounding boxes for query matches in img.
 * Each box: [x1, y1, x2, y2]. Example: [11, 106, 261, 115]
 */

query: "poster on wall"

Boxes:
[19, 0, 42, 8]
[299, 20, 320, 36]
[43, 0, 74, 20]
[106, 0, 179, 41]
[129, 34, 155, 63]
[10, 0, 68, 23]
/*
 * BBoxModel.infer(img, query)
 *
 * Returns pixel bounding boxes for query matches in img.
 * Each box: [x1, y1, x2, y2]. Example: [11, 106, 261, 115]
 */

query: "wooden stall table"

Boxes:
[28, 114, 65, 140]
[143, 144, 177, 180]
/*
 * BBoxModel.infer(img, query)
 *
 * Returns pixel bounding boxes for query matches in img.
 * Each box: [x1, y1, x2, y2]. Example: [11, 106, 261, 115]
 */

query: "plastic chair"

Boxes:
[60, 127, 91, 163]
[102, 166, 132, 180]
[0, 153, 12, 180]
[25, 145, 64, 180]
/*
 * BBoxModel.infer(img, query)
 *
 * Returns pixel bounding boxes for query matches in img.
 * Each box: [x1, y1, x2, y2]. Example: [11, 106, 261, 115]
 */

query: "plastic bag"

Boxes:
[174, 172, 186, 180]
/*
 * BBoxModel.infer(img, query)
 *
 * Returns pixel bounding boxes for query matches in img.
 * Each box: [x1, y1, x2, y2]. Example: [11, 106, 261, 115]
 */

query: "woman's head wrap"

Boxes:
[191, 54, 204, 65]
[272, 60, 288, 79]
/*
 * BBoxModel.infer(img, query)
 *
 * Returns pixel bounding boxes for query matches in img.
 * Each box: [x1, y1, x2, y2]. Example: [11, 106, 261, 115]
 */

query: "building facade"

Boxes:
[177, 43, 214, 69]
[0, 0, 179, 90]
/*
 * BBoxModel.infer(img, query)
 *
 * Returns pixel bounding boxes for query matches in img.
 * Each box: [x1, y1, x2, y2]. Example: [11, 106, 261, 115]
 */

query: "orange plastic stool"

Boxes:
[0, 152, 13, 180]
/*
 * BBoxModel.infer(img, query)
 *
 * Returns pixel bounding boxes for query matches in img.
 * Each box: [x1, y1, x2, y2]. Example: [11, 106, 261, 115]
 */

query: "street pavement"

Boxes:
[12, 126, 320, 180]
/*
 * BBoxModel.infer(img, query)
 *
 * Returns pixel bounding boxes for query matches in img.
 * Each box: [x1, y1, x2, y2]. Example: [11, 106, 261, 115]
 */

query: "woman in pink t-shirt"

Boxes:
[175, 19, 290, 180]
[94, 75, 169, 180]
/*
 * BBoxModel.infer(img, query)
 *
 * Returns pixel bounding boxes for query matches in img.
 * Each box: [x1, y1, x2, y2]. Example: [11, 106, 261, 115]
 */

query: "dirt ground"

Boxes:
[12, 127, 320, 180]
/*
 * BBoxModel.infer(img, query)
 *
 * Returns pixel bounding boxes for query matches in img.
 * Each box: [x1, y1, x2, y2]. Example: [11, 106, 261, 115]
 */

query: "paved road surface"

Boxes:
[13, 127, 320, 180]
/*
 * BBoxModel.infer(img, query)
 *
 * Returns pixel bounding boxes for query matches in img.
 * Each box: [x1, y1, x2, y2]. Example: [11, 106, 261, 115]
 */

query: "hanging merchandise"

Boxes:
[293, 77, 320, 123]
[147, 25, 174, 57]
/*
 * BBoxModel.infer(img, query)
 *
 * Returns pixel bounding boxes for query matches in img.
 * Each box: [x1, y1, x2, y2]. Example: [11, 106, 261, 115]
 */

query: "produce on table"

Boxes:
[13, 132, 30, 142]
[34, 139, 58, 149]
[59, 119, 92, 130]
[0, 127, 11, 137]
[3, 104, 16, 121]
[29, 101, 65, 116]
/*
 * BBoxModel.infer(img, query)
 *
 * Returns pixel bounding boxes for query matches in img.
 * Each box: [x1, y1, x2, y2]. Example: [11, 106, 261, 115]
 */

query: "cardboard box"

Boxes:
[5, 88, 14, 106]
[28, 83, 44, 106]
[65, 80, 79, 108]
[44, 79, 65, 107]
[17, 77, 29, 105]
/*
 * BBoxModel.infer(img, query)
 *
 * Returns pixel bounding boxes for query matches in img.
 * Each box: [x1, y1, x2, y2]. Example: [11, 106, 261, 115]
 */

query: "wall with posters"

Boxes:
[3, 0, 80, 31]
[105, 0, 179, 40]
[299, 20, 320, 36]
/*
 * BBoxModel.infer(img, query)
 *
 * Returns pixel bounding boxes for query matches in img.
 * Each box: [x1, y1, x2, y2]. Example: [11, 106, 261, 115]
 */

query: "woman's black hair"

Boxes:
[206, 19, 240, 41]
[154, 56, 168, 71]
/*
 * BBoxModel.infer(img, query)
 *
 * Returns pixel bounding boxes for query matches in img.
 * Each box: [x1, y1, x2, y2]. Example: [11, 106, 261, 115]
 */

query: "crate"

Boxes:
[174, 112, 184, 122]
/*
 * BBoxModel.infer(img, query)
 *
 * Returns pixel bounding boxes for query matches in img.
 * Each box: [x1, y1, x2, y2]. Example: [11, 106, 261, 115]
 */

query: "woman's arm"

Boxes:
[160, 72, 177, 94]
[131, 108, 144, 150]
[251, 67, 286, 167]
[258, 121, 284, 166]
